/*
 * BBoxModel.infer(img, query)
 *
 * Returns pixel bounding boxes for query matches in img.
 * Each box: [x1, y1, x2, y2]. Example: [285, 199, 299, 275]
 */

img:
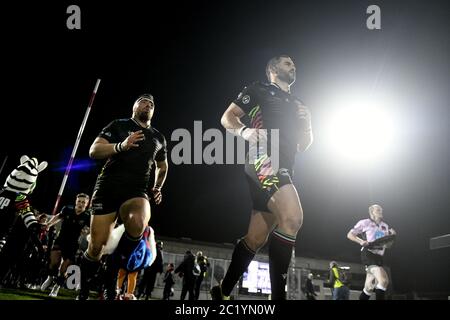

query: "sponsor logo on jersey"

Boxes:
[242, 95, 250, 104]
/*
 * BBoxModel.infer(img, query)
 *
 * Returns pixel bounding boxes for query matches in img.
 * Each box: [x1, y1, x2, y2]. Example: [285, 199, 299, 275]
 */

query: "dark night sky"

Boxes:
[1, 0, 449, 295]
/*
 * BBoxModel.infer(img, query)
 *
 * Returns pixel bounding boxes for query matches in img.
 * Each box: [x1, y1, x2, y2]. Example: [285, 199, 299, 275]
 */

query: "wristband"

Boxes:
[238, 126, 248, 137]
[114, 142, 124, 153]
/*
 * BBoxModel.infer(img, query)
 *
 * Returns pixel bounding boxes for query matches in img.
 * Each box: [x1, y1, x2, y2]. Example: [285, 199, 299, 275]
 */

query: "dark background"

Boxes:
[1, 0, 448, 295]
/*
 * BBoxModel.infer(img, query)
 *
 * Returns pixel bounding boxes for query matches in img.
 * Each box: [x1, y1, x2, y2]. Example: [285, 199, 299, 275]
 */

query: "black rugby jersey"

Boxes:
[233, 82, 306, 170]
[94, 118, 167, 191]
[0, 189, 20, 235]
[57, 205, 90, 242]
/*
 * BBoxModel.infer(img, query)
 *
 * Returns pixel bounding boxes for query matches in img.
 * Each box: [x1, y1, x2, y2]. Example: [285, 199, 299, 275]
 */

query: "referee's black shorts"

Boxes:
[361, 249, 384, 268]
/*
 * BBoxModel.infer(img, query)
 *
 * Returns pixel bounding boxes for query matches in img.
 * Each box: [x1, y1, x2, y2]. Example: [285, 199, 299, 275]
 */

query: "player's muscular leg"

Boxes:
[364, 272, 376, 292]
[119, 197, 150, 237]
[49, 250, 62, 271]
[60, 258, 72, 275]
[268, 184, 303, 236]
[87, 212, 117, 260]
[244, 210, 277, 251]
[370, 266, 389, 289]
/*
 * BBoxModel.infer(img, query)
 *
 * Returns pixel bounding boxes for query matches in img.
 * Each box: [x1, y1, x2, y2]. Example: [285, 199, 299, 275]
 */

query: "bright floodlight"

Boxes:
[326, 103, 394, 163]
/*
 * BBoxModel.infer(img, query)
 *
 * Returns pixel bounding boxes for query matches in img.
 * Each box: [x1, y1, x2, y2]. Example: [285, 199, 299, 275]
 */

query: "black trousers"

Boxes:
[194, 275, 204, 300]
[137, 267, 158, 297]
[180, 277, 196, 300]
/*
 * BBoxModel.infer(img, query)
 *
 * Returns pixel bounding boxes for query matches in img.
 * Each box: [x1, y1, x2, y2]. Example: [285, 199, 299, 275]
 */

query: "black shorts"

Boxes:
[52, 237, 78, 261]
[244, 159, 293, 212]
[91, 186, 149, 216]
[361, 249, 384, 268]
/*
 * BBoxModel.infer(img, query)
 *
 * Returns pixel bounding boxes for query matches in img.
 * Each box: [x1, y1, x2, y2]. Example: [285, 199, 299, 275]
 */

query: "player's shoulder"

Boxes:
[103, 118, 131, 129]
[62, 205, 74, 214]
[238, 82, 273, 103]
[115, 118, 133, 125]
[82, 209, 92, 217]
[249, 81, 271, 91]
[239, 81, 267, 91]
[358, 218, 371, 225]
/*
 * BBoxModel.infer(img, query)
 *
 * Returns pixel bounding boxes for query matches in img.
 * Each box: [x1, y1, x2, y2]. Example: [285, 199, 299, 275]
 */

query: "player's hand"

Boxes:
[296, 103, 312, 129]
[122, 131, 145, 150]
[360, 240, 370, 247]
[296, 103, 311, 119]
[151, 187, 162, 204]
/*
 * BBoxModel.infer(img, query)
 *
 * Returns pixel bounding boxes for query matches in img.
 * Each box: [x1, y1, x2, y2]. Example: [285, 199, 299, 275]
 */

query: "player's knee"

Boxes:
[88, 248, 102, 260]
[364, 284, 374, 293]
[379, 277, 389, 289]
[87, 241, 104, 259]
[244, 234, 267, 252]
[278, 214, 303, 234]
[125, 216, 146, 237]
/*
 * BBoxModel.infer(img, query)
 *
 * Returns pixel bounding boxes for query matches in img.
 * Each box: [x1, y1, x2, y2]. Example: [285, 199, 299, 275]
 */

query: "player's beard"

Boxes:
[279, 69, 296, 85]
[138, 110, 152, 123]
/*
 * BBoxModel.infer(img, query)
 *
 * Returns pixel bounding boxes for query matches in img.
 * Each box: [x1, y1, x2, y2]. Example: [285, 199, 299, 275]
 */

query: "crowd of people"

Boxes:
[0, 190, 214, 300]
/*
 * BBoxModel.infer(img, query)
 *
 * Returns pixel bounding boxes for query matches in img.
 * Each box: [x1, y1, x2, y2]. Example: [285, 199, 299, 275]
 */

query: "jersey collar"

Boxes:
[270, 82, 282, 90]
[131, 118, 151, 129]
